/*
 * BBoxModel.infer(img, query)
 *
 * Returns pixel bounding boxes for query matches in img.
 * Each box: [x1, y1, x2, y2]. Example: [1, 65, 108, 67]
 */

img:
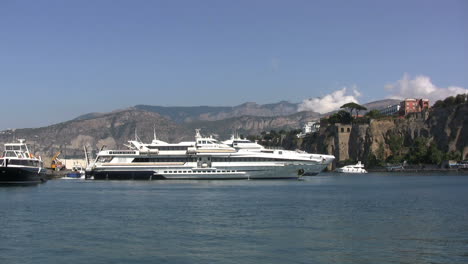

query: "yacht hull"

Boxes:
[0, 167, 48, 185]
[88, 163, 328, 180]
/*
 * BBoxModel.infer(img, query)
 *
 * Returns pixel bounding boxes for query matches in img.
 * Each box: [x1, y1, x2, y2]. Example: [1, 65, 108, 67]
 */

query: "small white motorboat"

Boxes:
[336, 161, 368, 173]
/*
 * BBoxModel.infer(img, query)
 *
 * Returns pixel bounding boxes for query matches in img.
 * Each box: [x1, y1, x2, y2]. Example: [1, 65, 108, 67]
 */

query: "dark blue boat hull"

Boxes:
[0, 167, 48, 185]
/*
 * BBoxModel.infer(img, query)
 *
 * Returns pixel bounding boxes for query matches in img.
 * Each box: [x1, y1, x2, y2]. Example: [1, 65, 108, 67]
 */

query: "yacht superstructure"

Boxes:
[86, 130, 335, 180]
[222, 134, 264, 150]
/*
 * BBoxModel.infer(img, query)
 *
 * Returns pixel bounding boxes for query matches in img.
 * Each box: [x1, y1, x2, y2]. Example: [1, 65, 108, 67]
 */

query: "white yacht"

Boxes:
[0, 139, 48, 184]
[222, 134, 263, 150]
[336, 161, 368, 173]
[86, 130, 335, 180]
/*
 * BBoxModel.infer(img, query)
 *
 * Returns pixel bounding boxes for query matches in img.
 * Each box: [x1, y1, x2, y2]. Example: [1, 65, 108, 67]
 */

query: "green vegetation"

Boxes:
[433, 93, 467, 108]
[327, 110, 352, 124]
[386, 134, 404, 164]
[404, 138, 456, 165]
[340, 102, 368, 117]
[326, 102, 369, 124]
[247, 129, 302, 150]
[365, 109, 383, 119]
[367, 153, 383, 168]
[406, 137, 429, 164]
[427, 143, 445, 165]
[371, 136, 458, 166]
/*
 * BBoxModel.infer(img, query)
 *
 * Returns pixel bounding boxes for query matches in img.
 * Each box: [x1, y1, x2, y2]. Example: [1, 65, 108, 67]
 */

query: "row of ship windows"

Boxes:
[147, 146, 189, 150]
[133, 157, 288, 163]
[134, 158, 197, 162]
[5, 146, 23, 151]
[163, 170, 236, 174]
[109, 151, 137, 155]
[4, 160, 43, 167]
[212, 157, 284, 162]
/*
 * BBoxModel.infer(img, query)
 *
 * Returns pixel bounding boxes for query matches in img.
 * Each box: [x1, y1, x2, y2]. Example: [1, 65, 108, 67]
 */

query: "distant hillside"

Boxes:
[74, 99, 394, 125]
[133, 101, 299, 123]
[185, 111, 320, 137]
[133, 105, 232, 123]
[362, 99, 401, 111]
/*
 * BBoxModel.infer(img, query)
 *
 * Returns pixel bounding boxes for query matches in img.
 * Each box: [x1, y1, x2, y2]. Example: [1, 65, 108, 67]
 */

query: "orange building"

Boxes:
[399, 99, 430, 116]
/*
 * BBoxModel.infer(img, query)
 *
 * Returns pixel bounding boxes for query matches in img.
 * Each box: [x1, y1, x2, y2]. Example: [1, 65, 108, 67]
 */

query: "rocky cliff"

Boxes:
[302, 103, 468, 167]
[428, 104, 468, 156]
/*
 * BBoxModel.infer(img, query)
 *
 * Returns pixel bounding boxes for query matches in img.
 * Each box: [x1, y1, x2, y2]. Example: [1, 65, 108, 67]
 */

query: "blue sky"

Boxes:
[1, 0, 467, 129]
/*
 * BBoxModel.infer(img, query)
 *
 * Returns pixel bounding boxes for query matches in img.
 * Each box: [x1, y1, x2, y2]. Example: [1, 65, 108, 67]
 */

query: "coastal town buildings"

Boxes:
[379, 98, 430, 116]
[399, 98, 430, 116]
[379, 104, 401, 116]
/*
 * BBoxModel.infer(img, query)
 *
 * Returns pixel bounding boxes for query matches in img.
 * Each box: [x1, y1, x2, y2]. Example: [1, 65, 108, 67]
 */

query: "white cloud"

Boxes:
[385, 73, 467, 102]
[298, 87, 361, 114]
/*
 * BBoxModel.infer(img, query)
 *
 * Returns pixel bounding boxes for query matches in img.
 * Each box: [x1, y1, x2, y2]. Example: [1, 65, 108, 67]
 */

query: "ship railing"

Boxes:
[264, 146, 284, 150]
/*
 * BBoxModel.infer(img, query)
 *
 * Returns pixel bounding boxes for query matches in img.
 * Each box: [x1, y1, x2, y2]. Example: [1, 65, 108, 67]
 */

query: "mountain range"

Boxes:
[74, 101, 300, 123]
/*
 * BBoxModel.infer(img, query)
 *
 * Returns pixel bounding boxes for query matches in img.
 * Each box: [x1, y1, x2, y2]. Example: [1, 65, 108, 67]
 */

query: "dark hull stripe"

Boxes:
[89, 171, 300, 180]
[0, 167, 47, 184]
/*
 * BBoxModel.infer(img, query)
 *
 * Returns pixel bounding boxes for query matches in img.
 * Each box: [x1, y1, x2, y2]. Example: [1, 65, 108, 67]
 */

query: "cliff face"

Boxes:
[428, 104, 468, 156]
[302, 103, 467, 166]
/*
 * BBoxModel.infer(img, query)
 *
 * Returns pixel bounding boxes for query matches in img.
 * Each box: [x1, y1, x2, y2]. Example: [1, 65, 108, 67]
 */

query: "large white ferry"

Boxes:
[86, 130, 335, 180]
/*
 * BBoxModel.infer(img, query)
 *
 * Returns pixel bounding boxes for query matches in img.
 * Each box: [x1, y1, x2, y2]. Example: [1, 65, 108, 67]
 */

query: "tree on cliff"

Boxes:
[433, 94, 468, 108]
[387, 134, 404, 163]
[365, 110, 383, 119]
[328, 110, 352, 124]
[340, 102, 367, 117]
[407, 137, 429, 164]
[427, 143, 444, 164]
[454, 94, 467, 104]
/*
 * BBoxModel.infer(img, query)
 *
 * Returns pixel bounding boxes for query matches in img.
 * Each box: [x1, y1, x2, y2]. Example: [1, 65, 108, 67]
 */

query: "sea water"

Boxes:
[1, 173, 467, 264]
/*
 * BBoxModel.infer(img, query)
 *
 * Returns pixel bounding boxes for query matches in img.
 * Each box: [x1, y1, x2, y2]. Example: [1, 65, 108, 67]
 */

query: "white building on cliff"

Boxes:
[297, 121, 320, 138]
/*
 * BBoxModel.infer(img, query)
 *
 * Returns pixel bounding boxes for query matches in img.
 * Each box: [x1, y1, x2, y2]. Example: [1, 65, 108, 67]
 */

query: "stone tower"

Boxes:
[334, 123, 352, 161]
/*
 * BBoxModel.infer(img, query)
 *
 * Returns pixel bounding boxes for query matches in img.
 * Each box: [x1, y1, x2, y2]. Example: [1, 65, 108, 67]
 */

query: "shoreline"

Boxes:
[367, 168, 468, 173]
